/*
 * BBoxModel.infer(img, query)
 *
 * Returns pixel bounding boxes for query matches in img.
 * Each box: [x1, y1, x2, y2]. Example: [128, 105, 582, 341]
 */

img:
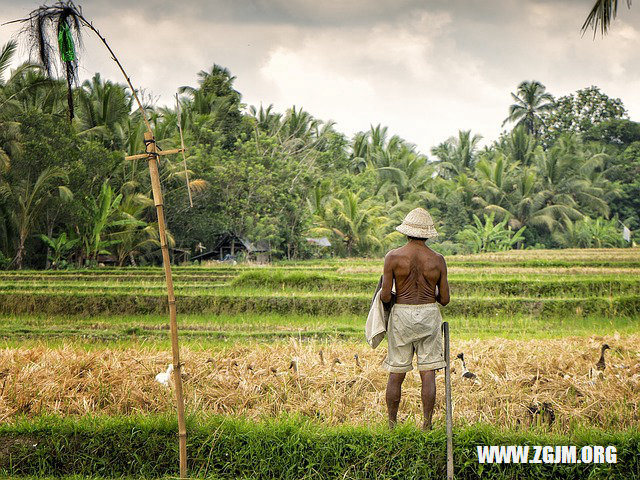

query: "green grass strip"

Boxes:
[0, 415, 638, 479]
[4, 271, 640, 298]
[1, 313, 639, 348]
[1, 292, 638, 317]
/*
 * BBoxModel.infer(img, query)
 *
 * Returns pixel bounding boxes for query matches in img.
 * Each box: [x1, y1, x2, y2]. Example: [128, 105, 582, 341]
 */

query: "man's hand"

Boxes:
[382, 292, 396, 311]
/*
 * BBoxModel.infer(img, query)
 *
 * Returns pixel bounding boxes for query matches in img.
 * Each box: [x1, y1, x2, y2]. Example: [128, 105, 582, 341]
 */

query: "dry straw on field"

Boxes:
[1, 335, 639, 432]
[452, 248, 640, 262]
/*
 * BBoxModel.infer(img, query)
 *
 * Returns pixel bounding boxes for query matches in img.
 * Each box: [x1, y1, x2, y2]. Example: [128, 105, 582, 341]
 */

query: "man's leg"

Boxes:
[386, 372, 406, 428]
[419, 369, 436, 431]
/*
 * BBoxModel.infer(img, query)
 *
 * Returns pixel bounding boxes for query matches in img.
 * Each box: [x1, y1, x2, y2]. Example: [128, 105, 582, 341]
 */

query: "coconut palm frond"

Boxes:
[0, 40, 18, 81]
[582, 0, 632, 36]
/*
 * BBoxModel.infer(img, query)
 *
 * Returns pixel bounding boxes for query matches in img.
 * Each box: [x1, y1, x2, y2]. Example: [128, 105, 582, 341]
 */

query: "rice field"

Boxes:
[1, 336, 639, 430]
[1, 248, 639, 478]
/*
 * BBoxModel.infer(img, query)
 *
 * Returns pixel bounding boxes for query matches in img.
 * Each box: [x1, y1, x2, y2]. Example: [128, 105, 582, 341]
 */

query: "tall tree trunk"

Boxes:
[44, 223, 54, 269]
[14, 236, 25, 270]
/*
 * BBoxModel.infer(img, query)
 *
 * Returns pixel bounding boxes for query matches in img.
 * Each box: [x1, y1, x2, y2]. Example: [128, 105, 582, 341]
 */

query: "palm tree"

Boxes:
[75, 73, 132, 146]
[0, 175, 14, 255]
[554, 217, 623, 248]
[479, 165, 573, 233]
[0, 41, 47, 115]
[1, 41, 55, 171]
[249, 104, 282, 135]
[10, 167, 68, 269]
[539, 135, 614, 217]
[249, 104, 283, 153]
[0, 41, 17, 86]
[432, 130, 483, 178]
[78, 181, 126, 264]
[114, 115, 146, 157]
[582, 0, 632, 36]
[193, 65, 240, 100]
[348, 125, 395, 172]
[308, 189, 389, 256]
[499, 126, 539, 166]
[503, 81, 554, 137]
[179, 64, 245, 150]
[456, 212, 527, 253]
[472, 135, 613, 235]
[109, 192, 161, 266]
[474, 152, 517, 209]
[376, 148, 435, 203]
[0, 40, 65, 118]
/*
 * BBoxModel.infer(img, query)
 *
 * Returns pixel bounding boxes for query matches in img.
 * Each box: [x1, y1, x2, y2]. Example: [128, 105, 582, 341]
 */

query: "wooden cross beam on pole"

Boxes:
[126, 133, 188, 479]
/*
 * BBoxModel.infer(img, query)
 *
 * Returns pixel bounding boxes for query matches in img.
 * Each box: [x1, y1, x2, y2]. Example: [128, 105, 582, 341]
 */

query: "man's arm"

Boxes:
[380, 252, 394, 304]
[436, 255, 450, 306]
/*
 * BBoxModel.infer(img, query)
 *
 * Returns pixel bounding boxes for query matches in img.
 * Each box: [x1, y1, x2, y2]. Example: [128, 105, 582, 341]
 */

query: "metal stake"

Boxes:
[443, 321, 454, 480]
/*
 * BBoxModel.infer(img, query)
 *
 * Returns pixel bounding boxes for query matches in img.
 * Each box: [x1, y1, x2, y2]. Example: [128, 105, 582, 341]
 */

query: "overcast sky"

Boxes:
[1, 0, 640, 153]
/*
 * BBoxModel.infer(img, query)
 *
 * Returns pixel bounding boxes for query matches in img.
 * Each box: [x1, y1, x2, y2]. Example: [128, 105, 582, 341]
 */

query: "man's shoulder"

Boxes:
[384, 247, 402, 258]
[422, 247, 446, 269]
[383, 248, 404, 266]
[433, 251, 447, 268]
[423, 245, 445, 259]
[433, 251, 445, 261]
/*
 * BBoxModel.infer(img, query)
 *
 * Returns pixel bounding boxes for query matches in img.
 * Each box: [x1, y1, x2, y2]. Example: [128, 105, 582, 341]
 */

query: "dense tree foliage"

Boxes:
[0, 45, 636, 267]
[540, 86, 627, 145]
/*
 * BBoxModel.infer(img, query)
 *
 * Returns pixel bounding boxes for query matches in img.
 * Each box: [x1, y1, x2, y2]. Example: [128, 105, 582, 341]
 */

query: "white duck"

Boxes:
[155, 364, 174, 387]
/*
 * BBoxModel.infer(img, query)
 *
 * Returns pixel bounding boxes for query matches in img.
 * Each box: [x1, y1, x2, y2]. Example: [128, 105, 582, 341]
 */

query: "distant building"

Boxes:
[96, 254, 117, 266]
[191, 233, 272, 263]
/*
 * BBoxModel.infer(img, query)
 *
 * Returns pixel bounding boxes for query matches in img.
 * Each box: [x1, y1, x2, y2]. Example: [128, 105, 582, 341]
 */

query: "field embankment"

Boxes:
[1, 248, 639, 479]
[1, 248, 639, 318]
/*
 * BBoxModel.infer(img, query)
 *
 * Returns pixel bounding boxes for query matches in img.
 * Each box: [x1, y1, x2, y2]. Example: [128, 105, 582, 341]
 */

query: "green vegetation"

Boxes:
[1, 313, 638, 349]
[2, 255, 639, 318]
[1, 36, 638, 267]
[0, 250, 639, 346]
[1, 415, 638, 479]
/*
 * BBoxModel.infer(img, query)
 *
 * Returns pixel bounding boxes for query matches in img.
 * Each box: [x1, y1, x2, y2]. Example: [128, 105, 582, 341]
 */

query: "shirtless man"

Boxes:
[380, 207, 449, 430]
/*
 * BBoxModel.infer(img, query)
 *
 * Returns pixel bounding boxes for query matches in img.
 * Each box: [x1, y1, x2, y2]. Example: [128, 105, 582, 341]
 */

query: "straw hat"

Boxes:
[395, 208, 438, 239]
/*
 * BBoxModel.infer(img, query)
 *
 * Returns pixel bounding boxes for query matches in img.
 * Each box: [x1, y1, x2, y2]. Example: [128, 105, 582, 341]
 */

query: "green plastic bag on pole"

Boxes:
[58, 21, 76, 62]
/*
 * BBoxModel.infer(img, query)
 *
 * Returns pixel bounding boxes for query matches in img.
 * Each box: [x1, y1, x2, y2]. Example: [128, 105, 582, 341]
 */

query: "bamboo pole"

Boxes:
[7, 4, 188, 476]
[443, 321, 454, 480]
[144, 131, 188, 478]
[84, 17, 189, 477]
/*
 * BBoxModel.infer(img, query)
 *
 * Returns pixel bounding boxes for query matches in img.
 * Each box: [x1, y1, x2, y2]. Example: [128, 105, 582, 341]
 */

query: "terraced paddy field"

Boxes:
[1, 248, 639, 479]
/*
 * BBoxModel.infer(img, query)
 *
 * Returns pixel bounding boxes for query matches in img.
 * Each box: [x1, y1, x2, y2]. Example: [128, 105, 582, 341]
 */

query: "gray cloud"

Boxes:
[1, 0, 639, 153]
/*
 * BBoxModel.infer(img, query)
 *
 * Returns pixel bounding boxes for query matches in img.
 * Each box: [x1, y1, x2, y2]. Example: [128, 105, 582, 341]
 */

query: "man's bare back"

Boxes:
[380, 238, 449, 306]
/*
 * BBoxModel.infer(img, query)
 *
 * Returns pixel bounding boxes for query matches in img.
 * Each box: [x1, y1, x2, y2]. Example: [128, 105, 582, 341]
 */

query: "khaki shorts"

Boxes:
[383, 303, 446, 373]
